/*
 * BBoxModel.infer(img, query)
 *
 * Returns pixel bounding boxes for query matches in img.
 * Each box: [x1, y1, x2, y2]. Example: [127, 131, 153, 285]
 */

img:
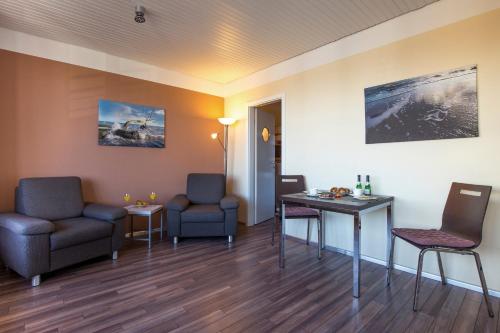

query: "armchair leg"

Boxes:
[473, 252, 495, 318]
[228, 235, 234, 243]
[413, 249, 427, 311]
[31, 275, 41, 287]
[173, 236, 178, 245]
[436, 251, 446, 285]
[112, 251, 118, 260]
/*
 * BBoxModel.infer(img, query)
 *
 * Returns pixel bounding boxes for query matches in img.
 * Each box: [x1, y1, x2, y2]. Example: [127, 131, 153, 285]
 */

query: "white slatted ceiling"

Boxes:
[0, 0, 438, 83]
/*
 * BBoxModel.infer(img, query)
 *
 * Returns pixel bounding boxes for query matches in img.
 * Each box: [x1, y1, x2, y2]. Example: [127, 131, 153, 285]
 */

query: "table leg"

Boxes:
[386, 202, 393, 284]
[130, 215, 134, 240]
[353, 213, 361, 298]
[148, 215, 152, 249]
[317, 213, 322, 260]
[321, 210, 326, 250]
[160, 209, 164, 241]
[279, 201, 286, 268]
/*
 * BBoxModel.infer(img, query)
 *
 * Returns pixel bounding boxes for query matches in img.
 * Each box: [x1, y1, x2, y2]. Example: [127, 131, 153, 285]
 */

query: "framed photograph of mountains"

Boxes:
[364, 65, 478, 144]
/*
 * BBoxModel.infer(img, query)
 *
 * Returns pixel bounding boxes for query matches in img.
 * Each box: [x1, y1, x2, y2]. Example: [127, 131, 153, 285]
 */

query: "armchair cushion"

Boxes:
[0, 213, 55, 235]
[16, 177, 84, 220]
[166, 195, 190, 211]
[83, 203, 127, 221]
[187, 174, 225, 204]
[181, 205, 224, 223]
[220, 196, 239, 210]
[50, 217, 113, 251]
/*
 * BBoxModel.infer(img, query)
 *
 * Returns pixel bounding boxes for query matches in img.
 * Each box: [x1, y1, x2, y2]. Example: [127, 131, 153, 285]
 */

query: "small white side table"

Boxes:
[125, 204, 164, 249]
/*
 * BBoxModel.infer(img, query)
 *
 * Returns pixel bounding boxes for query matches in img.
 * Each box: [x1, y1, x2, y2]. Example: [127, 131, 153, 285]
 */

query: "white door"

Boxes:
[255, 109, 276, 224]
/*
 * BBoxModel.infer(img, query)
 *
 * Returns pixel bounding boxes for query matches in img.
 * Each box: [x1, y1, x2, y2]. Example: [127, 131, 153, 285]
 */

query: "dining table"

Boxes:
[279, 192, 394, 298]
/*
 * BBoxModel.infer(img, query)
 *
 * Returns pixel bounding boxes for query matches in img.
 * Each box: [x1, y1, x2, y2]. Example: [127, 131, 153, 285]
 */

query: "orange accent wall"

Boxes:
[0, 49, 224, 212]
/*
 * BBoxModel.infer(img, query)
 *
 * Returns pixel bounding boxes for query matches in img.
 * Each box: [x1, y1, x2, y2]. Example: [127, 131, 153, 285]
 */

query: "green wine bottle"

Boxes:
[356, 175, 363, 190]
[364, 175, 372, 195]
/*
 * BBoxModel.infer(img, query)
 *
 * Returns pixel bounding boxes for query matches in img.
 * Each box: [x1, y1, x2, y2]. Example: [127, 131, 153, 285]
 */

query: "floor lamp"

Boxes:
[211, 117, 236, 177]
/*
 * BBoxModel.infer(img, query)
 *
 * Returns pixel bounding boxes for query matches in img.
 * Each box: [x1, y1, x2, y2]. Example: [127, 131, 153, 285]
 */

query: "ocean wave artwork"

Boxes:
[364, 65, 478, 144]
[98, 99, 165, 148]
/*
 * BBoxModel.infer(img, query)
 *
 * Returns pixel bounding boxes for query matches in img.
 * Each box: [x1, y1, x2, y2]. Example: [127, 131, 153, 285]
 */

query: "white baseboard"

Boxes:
[285, 234, 500, 298]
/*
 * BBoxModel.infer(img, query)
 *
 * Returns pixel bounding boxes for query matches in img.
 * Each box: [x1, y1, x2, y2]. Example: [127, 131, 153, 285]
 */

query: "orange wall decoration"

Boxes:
[0, 49, 224, 214]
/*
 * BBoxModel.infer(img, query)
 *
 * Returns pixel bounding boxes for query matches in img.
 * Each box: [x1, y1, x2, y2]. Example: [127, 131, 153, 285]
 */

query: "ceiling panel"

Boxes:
[0, 0, 439, 83]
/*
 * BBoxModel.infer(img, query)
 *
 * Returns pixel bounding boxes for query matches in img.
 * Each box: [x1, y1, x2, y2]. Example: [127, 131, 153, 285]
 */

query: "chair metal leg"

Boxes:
[306, 218, 310, 245]
[31, 275, 40, 287]
[112, 250, 118, 260]
[271, 214, 277, 246]
[413, 249, 426, 311]
[173, 236, 178, 245]
[279, 203, 286, 268]
[473, 252, 494, 318]
[228, 235, 234, 243]
[436, 251, 446, 285]
[387, 234, 396, 285]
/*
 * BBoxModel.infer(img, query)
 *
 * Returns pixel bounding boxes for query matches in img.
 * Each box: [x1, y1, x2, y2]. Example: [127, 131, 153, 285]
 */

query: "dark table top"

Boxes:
[280, 193, 394, 214]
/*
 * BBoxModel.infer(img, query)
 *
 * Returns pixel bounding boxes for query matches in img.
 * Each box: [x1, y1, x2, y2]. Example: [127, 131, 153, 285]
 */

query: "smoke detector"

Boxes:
[134, 5, 146, 23]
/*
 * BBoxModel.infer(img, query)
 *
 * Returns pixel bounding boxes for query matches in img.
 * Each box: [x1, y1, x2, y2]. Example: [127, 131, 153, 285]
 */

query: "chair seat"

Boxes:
[285, 206, 319, 218]
[181, 204, 224, 223]
[392, 228, 476, 249]
[50, 217, 113, 251]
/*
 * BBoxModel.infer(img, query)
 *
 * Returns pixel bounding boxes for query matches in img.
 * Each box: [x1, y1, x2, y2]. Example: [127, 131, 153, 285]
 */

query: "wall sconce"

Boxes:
[211, 117, 236, 177]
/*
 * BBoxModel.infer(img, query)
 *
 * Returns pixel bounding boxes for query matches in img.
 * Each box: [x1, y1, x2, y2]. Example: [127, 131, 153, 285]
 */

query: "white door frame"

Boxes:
[247, 93, 286, 226]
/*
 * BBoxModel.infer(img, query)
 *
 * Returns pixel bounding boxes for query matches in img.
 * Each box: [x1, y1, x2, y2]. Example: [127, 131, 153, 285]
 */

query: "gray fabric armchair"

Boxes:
[0, 177, 127, 286]
[166, 173, 239, 243]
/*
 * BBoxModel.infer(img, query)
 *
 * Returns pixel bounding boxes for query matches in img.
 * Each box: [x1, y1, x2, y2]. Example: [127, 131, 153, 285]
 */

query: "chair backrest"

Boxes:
[16, 177, 84, 220]
[187, 173, 226, 205]
[441, 182, 492, 247]
[276, 175, 306, 208]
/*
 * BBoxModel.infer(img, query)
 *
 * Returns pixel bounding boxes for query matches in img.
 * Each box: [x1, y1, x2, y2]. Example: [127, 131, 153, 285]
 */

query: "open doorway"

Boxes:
[252, 100, 282, 225]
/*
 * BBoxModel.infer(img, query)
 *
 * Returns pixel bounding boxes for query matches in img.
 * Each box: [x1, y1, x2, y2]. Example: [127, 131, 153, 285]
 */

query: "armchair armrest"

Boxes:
[166, 194, 190, 211]
[83, 203, 127, 222]
[0, 213, 54, 235]
[220, 196, 239, 210]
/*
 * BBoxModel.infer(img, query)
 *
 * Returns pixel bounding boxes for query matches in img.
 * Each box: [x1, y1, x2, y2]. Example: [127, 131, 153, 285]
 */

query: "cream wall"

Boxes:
[225, 10, 500, 293]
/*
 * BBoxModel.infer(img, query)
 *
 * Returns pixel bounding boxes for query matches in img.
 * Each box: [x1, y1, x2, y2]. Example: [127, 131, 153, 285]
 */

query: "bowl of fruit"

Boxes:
[135, 200, 149, 207]
[329, 187, 351, 198]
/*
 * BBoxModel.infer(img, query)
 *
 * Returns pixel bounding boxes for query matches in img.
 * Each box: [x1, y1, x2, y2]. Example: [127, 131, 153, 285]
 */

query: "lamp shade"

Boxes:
[218, 117, 236, 126]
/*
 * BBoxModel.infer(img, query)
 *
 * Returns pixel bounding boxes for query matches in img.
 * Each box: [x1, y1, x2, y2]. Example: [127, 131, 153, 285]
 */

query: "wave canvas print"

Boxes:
[98, 99, 165, 148]
[364, 65, 478, 144]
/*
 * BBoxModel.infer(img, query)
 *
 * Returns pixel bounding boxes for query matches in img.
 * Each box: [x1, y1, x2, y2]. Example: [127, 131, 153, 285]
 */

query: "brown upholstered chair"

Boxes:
[272, 175, 323, 259]
[387, 182, 494, 317]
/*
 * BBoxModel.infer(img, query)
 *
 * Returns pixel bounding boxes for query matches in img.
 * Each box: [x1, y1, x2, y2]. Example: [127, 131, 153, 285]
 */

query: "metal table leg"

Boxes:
[279, 201, 286, 268]
[130, 215, 134, 239]
[317, 213, 322, 259]
[386, 202, 393, 284]
[160, 209, 164, 241]
[148, 215, 152, 249]
[306, 218, 310, 245]
[321, 210, 326, 250]
[353, 213, 361, 298]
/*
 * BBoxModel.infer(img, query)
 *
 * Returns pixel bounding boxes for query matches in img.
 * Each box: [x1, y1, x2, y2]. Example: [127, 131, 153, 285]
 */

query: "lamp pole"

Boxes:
[223, 124, 228, 177]
[212, 118, 236, 178]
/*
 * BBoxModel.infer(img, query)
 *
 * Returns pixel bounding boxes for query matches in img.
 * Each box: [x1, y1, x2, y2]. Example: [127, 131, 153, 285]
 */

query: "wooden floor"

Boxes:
[0, 222, 498, 333]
